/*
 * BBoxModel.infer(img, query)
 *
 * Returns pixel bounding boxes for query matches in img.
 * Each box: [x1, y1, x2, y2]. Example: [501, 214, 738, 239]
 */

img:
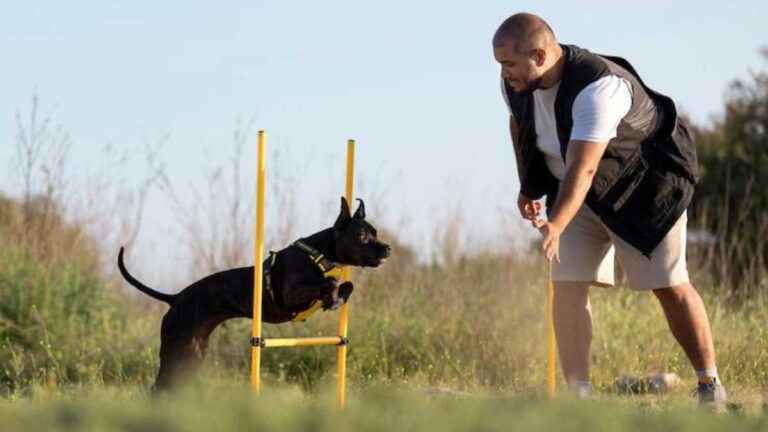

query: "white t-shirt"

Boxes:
[502, 75, 632, 180]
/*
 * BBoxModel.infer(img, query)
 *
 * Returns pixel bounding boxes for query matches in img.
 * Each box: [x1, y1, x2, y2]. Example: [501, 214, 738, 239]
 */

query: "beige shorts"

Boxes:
[554, 205, 690, 290]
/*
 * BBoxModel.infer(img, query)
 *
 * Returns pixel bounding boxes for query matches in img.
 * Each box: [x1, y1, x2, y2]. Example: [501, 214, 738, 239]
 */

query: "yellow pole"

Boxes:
[337, 139, 355, 409]
[251, 130, 266, 393]
[265, 337, 344, 348]
[546, 260, 557, 399]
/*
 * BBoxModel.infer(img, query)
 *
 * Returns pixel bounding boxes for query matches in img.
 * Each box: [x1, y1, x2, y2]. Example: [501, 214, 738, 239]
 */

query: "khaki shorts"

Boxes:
[554, 205, 690, 290]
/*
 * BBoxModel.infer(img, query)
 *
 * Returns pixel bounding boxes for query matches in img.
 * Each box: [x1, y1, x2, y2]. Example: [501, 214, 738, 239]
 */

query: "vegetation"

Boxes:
[2, 53, 768, 430]
[690, 49, 768, 298]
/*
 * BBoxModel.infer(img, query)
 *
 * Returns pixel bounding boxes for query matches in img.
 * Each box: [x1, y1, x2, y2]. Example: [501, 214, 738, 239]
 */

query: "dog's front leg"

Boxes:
[323, 281, 355, 310]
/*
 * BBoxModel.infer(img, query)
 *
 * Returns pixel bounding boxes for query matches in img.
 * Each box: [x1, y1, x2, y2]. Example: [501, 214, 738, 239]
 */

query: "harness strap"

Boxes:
[291, 300, 324, 322]
[263, 251, 278, 302]
[293, 240, 339, 274]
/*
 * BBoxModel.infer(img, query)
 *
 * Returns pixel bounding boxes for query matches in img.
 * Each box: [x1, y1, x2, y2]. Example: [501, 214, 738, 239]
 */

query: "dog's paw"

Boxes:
[338, 282, 354, 302]
[321, 292, 341, 311]
[322, 297, 344, 311]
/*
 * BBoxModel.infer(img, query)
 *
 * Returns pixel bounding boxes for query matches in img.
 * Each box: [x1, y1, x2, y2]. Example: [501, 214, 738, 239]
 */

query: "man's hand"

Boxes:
[518, 193, 542, 221]
[532, 219, 563, 262]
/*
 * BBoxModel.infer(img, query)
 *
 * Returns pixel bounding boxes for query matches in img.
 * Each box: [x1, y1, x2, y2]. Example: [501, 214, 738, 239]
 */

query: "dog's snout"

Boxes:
[383, 245, 391, 258]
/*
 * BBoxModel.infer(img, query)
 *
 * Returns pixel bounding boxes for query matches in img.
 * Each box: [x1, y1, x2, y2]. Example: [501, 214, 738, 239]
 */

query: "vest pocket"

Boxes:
[605, 168, 688, 248]
[615, 170, 679, 228]
[591, 152, 648, 211]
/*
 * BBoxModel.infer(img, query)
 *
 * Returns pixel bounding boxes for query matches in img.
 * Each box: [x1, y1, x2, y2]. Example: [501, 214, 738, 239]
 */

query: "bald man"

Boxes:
[493, 13, 726, 408]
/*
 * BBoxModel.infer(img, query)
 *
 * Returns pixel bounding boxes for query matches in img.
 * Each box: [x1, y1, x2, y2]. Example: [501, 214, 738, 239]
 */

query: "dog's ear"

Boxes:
[353, 198, 366, 220]
[334, 196, 352, 229]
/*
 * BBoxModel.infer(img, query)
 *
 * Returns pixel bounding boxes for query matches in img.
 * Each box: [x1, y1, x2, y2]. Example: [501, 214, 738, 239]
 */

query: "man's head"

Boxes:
[332, 197, 391, 267]
[493, 13, 561, 93]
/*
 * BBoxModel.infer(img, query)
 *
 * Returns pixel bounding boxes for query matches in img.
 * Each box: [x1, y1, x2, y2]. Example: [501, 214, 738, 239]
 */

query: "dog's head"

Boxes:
[333, 197, 391, 267]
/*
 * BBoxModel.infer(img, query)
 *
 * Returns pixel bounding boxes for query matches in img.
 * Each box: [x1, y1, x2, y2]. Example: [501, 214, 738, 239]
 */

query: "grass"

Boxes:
[2, 384, 767, 432]
[1, 194, 767, 429]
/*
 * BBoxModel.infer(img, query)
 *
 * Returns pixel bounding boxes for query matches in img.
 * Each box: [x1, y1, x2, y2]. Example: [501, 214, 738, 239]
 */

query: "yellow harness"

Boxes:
[289, 241, 346, 322]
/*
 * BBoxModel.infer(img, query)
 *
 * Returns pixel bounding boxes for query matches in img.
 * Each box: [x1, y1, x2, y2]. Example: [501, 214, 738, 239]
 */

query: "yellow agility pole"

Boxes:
[337, 139, 355, 409]
[265, 337, 345, 348]
[251, 130, 266, 393]
[249, 135, 356, 403]
[546, 260, 557, 399]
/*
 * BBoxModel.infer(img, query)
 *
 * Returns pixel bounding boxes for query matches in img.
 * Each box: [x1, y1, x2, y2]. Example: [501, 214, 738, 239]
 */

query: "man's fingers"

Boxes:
[540, 235, 559, 262]
[519, 202, 533, 219]
[543, 236, 554, 253]
[545, 246, 556, 262]
[544, 249, 552, 261]
[523, 202, 533, 215]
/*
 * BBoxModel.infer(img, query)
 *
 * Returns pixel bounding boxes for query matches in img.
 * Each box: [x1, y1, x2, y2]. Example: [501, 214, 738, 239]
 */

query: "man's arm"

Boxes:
[509, 115, 524, 184]
[534, 75, 631, 260]
[510, 115, 543, 220]
[534, 139, 608, 260]
[549, 140, 608, 228]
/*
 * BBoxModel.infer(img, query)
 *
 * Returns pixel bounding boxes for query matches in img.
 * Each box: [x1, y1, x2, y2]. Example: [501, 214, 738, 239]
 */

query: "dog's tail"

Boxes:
[117, 247, 176, 304]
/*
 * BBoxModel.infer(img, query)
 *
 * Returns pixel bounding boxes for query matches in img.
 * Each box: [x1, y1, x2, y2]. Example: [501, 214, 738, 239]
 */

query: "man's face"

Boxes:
[494, 43, 542, 93]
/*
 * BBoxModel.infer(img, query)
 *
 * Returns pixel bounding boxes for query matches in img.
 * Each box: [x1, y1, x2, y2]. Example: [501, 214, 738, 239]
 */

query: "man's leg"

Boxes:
[553, 281, 592, 385]
[652, 283, 716, 372]
[653, 283, 726, 408]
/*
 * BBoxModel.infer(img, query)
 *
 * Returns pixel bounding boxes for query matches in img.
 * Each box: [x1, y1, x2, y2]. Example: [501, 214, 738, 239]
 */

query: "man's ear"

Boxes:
[532, 48, 546, 67]
[334, 197, 352, 229]
[353, 198, 366, 219]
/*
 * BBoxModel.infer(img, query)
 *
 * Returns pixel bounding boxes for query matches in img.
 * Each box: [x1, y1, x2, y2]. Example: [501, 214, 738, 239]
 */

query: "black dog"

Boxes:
[118, 197, 390, 390]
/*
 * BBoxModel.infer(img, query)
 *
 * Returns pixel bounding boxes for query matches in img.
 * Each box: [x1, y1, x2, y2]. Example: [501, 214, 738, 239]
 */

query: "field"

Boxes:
[1, 213, 767, 430]
[2, 97, 768, 429]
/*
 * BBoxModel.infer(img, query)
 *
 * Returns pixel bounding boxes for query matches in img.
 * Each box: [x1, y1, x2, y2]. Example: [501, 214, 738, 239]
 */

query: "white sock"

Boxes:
[571, 380, 592, 398]
[696, 368, 720, 384]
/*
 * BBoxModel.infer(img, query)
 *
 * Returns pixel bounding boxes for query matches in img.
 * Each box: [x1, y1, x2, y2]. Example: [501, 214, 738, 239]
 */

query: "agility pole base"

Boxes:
[250, 131, 355, 409]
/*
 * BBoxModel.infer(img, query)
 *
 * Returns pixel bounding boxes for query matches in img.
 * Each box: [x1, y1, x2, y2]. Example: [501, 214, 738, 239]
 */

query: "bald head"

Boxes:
[493, 13, 557, 53]
[492, 13, 564, 92]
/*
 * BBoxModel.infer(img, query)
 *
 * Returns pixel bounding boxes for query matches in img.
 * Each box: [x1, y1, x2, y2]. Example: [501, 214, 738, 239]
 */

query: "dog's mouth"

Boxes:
[360, 253, 388, 268]
[358, 244, 390, 268]
[362, 257, 385, 268]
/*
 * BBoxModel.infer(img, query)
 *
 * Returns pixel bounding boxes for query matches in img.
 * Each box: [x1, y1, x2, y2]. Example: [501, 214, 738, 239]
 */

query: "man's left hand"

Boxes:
[532, 219, 563, 262]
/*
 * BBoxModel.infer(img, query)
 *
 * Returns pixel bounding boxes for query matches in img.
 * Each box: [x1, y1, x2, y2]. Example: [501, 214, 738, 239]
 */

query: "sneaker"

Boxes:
[697, 379, 727, 412]
[569, 380, 592, 399]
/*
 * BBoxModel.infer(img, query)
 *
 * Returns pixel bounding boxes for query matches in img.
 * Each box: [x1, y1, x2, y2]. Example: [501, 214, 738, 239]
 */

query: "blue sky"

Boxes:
[2, 2, 766, 280]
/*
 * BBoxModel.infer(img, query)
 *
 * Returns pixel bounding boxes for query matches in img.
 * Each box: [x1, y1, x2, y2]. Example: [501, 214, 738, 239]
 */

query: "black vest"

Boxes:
[504, 45, 699, 256]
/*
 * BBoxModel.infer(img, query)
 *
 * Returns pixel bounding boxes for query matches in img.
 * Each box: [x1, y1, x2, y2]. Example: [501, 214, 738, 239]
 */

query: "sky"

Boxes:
[1, 1, 766, 284]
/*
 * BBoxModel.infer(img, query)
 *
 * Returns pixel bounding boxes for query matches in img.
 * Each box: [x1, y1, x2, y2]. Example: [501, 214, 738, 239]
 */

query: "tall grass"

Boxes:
[1, 96, 767, 428]
[0, 198, 158, 393]
[3, 189, 767, 405]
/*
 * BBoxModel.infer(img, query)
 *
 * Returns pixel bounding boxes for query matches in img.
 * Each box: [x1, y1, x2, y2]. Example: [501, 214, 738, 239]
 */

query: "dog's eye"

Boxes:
[359, 232, 369, 243]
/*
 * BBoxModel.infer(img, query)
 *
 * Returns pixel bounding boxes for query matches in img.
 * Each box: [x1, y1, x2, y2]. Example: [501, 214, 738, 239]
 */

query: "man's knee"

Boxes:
[652, 282, 697, 304]
[554, 281, 590, 296]
[553, 281, 591, 311]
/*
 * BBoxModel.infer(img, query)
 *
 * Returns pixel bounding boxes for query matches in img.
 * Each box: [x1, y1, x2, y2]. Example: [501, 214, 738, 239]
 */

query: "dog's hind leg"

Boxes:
[154, 338, 190, 391]
[191, 315, 229, 360]
[153, 313, 235, 391]
[152, 307, 198, 391]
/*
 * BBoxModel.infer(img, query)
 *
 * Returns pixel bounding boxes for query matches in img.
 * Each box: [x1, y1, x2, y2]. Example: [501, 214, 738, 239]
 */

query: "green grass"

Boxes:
[2, 198, 768, 429]
[1, 384, 767, 432]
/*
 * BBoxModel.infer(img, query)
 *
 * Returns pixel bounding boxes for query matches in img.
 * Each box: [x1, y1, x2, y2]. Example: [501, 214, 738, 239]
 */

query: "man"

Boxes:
[493, 13, 726, 407]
